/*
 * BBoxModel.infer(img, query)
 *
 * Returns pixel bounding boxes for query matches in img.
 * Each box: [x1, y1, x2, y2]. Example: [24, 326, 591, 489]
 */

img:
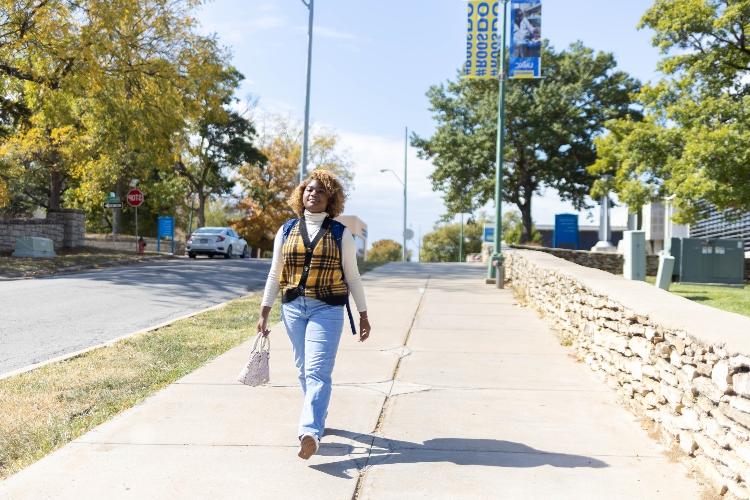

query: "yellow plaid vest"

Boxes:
[279, 220, 349, 305]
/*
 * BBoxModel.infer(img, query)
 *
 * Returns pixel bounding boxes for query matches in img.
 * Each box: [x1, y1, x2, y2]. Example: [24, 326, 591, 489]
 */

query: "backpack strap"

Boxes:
[328, 219, 357, 336]
[281, 218, 299, 243]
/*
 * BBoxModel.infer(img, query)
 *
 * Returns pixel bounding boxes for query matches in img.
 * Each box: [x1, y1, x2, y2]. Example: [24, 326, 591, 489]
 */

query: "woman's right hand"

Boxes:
[257, 306, 272, 336]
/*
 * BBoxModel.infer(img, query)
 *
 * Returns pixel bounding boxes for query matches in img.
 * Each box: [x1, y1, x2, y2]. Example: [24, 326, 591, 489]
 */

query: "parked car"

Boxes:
[186, 227, 249, 259]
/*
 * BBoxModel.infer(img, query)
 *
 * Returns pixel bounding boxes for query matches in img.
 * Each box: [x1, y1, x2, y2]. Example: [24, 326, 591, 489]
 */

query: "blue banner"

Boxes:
[509, 0, 541, 79]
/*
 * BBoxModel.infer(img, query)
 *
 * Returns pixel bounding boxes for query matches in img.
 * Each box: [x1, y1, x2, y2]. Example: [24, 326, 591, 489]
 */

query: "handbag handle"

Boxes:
[251, 332, 270, 352]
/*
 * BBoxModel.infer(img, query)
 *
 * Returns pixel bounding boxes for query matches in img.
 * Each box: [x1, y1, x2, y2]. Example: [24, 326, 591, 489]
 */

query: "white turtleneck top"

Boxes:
[261, 210, 367, 312]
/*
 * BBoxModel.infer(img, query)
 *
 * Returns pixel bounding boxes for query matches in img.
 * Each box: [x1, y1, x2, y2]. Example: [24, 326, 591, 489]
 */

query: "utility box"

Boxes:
[12, 237, 56, 258]
[623, 230, 646, 281]
[670, 237, 744, 285]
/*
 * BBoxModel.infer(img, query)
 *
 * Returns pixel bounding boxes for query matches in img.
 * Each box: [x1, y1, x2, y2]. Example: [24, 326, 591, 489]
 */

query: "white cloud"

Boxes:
[336, 131, 445, 256]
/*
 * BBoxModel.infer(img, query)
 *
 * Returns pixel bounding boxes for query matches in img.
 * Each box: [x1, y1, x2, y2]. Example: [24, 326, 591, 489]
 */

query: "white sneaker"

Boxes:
[298, 433, 319, 460]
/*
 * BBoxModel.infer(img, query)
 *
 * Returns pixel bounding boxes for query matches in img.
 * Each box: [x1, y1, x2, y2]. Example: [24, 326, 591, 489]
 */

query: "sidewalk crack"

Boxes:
[350, 275, 431, 500]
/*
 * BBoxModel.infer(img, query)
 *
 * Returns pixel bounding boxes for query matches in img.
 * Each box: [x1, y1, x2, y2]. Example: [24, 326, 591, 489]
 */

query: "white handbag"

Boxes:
[237, 333, 270, 386]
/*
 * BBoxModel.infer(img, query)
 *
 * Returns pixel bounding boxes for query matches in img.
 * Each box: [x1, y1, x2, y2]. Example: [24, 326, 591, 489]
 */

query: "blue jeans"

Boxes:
[281, 296, 344, 440]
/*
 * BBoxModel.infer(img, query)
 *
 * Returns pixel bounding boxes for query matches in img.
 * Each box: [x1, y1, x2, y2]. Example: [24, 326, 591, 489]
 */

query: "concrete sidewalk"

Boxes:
[1, 263, 705, 499]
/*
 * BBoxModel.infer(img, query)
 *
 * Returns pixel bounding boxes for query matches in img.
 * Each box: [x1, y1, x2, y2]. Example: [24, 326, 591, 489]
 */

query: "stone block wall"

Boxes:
[46, 209, 85, 248]
[0, 210, 85, 252]
[509, 244, 661, 276]
[506, 249, 750, 497]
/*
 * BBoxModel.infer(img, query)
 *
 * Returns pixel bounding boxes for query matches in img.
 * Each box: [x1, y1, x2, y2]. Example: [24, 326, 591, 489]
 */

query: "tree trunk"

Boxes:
[49, 170, 64, 210]
[197, 192, 207, 228]
[519, 201, 533, 244]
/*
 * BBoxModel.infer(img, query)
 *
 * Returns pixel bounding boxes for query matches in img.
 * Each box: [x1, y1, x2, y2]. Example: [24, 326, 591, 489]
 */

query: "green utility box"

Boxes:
[670, 237, 745, 285]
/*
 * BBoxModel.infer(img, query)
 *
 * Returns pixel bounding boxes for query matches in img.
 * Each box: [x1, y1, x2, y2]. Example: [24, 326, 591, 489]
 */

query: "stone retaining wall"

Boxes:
[85, 234, 186, 255]
[509, 244, 660, 276]
[506, 249, 750, 498]
[0, 210, 85, 252]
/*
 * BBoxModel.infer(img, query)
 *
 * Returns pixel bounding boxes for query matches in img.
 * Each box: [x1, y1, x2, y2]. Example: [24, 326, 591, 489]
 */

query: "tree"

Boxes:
[589, 0, 750, 222]
[501, 210, 541, 245]
[232, 115, 355, 254]
[0, 0, 244, 234]
[413, 42, 640, 242]
[420, 221, 483, 263]
[175, 63, 264, 228]
[368, 239, 405, 263]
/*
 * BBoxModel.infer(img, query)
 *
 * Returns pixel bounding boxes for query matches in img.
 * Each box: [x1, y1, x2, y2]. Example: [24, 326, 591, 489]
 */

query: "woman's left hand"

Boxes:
[359, 315, 371, 342]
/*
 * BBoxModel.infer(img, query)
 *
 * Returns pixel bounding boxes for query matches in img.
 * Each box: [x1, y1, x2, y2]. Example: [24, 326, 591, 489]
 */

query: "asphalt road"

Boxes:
[0, 257, 271, 377]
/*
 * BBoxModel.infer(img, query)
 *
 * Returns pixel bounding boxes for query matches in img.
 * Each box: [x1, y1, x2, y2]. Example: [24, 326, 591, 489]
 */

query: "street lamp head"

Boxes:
[379, 169, 389, 173]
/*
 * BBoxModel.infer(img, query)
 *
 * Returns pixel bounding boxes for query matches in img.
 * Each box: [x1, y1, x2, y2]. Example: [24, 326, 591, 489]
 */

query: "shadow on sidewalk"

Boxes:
[311, 429, 609, 479]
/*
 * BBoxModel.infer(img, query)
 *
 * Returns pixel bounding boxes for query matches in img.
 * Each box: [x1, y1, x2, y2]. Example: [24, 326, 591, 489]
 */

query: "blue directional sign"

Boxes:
[483, 225, 495, 243]
[553, 213, 579, 249]
[157, 215, 175, 253]
[157, 216, 174, 237]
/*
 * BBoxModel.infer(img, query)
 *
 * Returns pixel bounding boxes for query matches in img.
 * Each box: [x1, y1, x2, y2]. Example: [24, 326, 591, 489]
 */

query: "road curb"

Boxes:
[0, 254, 177, 281]
[0, 298, 239, 381]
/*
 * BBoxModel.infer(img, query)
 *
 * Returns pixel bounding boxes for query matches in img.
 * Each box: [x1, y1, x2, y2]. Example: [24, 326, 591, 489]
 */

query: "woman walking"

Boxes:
[257, 169, 371, 460]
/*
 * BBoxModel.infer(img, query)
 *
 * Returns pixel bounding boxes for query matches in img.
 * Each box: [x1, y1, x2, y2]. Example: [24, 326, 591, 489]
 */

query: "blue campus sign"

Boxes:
[483, 225, 495, 243]
[157, 215, 175, 253]
[553, 213, 579, 249]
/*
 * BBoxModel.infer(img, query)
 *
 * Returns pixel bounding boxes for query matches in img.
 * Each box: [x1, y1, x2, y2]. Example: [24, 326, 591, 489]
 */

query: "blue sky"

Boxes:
[197, 0, 663, 255]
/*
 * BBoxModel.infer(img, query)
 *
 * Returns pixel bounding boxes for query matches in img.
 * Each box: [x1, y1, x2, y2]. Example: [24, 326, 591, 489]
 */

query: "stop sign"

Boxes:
[127, 188, 144, 207]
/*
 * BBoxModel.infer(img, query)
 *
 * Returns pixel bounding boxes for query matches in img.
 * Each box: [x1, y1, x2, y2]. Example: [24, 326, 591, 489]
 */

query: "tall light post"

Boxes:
[459, 212, 465, 263]
[403, 126, 408, 262]
[300, 0, 315, 182]
[380, 168, 407, 262]
[457, 209, 471, 263]
[488, 0, 510, 289]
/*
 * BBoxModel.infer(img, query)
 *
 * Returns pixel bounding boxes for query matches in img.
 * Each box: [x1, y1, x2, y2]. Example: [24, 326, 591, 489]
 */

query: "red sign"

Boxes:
[127, 188, 144, 207]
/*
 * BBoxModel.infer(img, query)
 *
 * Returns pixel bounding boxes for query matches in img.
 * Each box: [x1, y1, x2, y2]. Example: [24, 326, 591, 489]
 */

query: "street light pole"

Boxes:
[488, 0, 509, 289]
[300, 0, 314, 183]
[459, 212, 464, 263]
[403, 126, 408, 262]
[380, 167, 406, 262]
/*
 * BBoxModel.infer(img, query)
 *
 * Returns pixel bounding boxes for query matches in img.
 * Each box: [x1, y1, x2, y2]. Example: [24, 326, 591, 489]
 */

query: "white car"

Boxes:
[186, 227, 249, 259]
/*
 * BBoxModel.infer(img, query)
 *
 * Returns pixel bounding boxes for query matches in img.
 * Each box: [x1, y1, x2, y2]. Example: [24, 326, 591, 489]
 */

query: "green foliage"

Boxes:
[204, 198, 239, 228]
[175, 64, 265, 228]
[368, 239, 405, 263]
[0, 0, 261, 238]
[592, 0, 750, 221]
[413, 41, 639, 242]
[420, 221, 483, 262]
[501, 210, 541, 245]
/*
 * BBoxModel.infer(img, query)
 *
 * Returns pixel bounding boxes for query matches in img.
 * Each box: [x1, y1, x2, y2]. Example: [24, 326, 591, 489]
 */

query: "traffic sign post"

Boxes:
[127, 189, 145, 252]
[104, 192, 122, 238]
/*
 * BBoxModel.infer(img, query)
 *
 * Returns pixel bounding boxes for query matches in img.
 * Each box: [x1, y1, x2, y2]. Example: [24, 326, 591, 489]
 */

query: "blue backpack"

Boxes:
[282, 217, 357, 335]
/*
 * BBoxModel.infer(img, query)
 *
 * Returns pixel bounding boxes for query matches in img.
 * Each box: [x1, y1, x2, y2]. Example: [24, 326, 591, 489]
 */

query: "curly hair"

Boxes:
[287, 169, 346, 218]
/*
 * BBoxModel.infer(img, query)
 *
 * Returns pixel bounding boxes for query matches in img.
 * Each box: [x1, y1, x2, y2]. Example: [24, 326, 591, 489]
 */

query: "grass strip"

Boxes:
[0, 247, 170, 279]
[646, 277, 750, 318]
[0, 294, 280, 480]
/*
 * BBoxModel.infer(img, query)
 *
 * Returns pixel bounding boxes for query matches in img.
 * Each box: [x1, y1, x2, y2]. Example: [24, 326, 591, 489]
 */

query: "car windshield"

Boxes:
[194, 228, 223, 234]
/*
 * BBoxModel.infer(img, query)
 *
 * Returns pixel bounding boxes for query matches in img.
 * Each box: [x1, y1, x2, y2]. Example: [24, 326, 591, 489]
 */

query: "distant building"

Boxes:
[335, 215, 368, 260]
[689, 208, 750, 253]
[641, 202, 689, 254]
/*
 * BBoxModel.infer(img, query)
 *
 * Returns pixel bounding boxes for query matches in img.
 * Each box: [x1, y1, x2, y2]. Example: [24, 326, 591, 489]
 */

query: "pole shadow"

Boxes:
[311, 428, 609, 479]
